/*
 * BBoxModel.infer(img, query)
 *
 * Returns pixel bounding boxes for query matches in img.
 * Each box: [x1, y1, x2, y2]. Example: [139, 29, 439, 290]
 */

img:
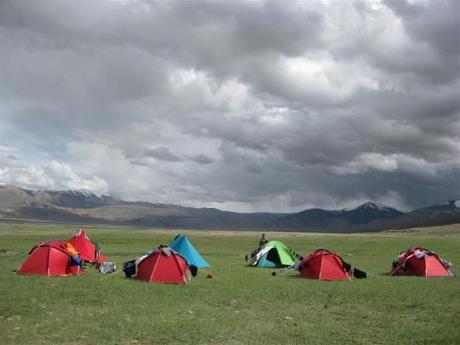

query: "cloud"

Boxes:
[0, 148, 108, 194]
[144, 147, 182, 162]
[1, 0, 459, 212]
[384, 0, 460, 59]
[333, 153, 399, 175]
[191, 154, 214, 165]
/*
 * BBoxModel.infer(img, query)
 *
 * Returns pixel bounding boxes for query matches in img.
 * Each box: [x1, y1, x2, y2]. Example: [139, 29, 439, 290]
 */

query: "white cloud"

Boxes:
[0, 157, 108, 195]
[276, 55, 379, 102]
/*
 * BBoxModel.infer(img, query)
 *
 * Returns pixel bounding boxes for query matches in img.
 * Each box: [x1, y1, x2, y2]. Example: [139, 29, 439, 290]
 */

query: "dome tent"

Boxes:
[298, 248, 352, 281]
[17, 240, 82, 277]
[136, 246, 191, 284]
[250, 240, 297, 268]
[390, 247, 453, 277]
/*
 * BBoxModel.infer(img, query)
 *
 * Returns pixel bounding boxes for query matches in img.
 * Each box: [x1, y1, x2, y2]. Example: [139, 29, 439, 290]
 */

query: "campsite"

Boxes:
[1, 221, 459, 345]
[1, 1, 459, 344]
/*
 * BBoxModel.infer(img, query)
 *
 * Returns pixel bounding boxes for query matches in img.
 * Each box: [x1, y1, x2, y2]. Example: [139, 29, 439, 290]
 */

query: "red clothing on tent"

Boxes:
[298, 248, 351, 281]
[390, 247, 453, 277]
[136, 247, 190, 284]
[67, 229, 106, 263]
[17, 240, 82, 277]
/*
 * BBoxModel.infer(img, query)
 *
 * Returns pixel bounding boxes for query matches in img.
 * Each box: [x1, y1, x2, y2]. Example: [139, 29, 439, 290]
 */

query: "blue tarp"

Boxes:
[170, 234, 210, 268]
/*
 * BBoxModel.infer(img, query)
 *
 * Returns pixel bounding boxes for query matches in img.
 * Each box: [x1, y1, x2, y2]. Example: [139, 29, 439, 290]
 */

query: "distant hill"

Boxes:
[377, 200, 460, 230]
[272, 202, 405, 232]
[0, 184, 458, 232]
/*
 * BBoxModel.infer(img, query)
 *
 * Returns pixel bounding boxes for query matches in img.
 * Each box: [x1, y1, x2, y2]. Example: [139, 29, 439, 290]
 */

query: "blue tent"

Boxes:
[170, 234, 210, 268]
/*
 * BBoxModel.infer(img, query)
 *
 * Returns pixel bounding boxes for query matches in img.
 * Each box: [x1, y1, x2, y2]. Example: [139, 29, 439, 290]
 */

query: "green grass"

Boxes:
[0, 221, 459, 345]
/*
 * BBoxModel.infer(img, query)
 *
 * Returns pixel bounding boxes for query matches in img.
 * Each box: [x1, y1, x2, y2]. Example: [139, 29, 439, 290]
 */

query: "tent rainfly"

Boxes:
[67, 229, 106, 263]
[297, 248, 352, 281]
[170, 234, 210, 268]
[390, 247, 453, 277]
[17, 240, 83, 277]
[250, 240, 297, 268]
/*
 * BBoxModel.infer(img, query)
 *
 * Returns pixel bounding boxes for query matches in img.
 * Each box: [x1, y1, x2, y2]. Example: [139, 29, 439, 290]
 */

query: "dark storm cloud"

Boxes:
[144, 147, 182, 162]
[371, 0, 460, 86]
[384, 0, 460, 57]
[191, 154, 214, 165]
[1, 0, 459, 212]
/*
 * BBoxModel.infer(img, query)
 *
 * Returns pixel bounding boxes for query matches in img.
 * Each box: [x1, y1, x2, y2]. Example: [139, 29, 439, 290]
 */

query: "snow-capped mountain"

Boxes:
[342, 202, 404, 224]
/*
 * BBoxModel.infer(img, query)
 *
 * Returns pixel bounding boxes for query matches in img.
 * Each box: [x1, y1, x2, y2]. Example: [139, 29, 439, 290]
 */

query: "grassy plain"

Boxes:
[0, 221, 459, 345]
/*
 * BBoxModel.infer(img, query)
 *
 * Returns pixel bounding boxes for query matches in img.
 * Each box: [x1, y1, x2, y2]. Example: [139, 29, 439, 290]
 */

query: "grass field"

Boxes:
[1, 221, 459, 345]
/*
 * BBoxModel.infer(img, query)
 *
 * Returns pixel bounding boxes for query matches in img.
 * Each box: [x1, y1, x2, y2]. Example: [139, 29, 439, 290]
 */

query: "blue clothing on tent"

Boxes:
[70, 255, 81, 266]
[170, 235, 210, 268]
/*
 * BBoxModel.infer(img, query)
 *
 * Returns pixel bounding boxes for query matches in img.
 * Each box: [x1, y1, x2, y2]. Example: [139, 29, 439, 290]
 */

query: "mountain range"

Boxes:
[0, 184, 459, 232]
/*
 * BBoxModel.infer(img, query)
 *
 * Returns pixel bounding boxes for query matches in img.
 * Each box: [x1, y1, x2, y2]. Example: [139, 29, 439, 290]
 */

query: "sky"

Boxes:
[0, 0, 459, 212]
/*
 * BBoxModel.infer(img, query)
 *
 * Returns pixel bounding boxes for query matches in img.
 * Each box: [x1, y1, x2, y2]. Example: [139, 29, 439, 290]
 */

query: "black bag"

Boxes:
[353, 268, 367, 279]
[189, 264, 198, 277]
[123, 259, 136, 278]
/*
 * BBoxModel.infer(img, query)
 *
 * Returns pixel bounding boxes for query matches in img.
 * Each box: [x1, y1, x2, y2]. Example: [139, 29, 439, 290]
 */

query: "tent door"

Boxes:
[266, 248, 281, 265]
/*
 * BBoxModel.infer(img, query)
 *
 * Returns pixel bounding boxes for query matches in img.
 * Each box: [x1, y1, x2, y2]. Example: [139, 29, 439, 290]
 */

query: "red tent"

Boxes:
[390, 247, 453, 277]
[298, 248, 352, 281]
[67, 229, 106, 263]
[137, 247, 190, 284]
[17, 240, 82, 277]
